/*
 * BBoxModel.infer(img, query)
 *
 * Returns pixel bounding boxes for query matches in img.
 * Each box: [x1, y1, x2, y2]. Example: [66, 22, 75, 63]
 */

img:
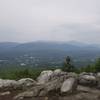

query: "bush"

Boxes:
[79, 65, 96, 73]
[0, 67, 56, 80]
[62, 56, 75, 72]
[94, 58, 100, 72]
[0, 68, 42, 80]
[79, 58, 100, 73]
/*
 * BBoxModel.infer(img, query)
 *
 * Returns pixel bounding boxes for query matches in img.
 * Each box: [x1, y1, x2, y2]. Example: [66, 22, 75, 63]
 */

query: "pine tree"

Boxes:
[62, 56, 75, 72]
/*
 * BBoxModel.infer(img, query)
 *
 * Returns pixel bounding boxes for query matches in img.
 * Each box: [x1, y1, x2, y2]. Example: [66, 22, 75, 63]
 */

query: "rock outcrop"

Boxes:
[0, 78, 36, 92]
[61, 77, 77, 94]
[18, 78, 37, 90]
[78, 74, 97, 86]
[37, 70, 53, 84]
[0, 79, 19, 91]
[0, 69, 100, 100]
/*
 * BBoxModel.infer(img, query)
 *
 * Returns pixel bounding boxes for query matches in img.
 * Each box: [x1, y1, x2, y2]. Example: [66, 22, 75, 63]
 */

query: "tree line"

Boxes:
[62, 56, 100, 73]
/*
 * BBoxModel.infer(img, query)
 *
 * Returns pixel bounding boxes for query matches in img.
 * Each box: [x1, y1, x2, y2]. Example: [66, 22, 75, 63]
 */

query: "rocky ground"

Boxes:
[0, 69, 100, 100]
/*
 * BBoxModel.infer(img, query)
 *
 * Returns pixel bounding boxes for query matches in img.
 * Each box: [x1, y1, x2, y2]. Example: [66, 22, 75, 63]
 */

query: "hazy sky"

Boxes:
[0, 0, 100, 43]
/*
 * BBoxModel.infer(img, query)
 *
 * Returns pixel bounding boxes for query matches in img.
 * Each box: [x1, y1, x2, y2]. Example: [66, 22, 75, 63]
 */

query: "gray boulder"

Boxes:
[67, 72, 78, 78]
[14, 85, 45, 100]
[42, 71, 70, 95]
[61, 78, 77, 94]
[0, 91, 11, 96]
[45, 79, 62, 93]
[80, 72, 95, 76]
[54, 69, 62, 74]
[14, 91, 34, 100]
[96, 73, 100, 89]
[18, 78, 36, 89]
[0, 78, 37, 91]
[78, 75, 97, 86]
[77, 85, 92, 93]
[0, 79, 19, 91]
[97, 73, 100, 78]
[37, 70, 53, 84]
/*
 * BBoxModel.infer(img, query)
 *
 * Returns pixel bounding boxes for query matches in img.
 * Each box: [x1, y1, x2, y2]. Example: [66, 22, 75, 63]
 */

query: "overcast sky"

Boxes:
[0, 0, 100, 43]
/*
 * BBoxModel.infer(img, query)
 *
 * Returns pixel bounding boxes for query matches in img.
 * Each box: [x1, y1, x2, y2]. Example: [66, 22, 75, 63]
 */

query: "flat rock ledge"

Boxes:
[0, 69, 100, 100]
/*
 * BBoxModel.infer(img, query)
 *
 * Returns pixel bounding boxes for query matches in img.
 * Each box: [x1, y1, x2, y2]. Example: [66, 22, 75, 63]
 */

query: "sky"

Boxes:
[0, 0, 100, 43]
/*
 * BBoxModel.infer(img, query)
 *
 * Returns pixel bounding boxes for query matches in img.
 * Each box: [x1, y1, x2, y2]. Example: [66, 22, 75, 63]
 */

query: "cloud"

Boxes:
[0, 0, 100, 43]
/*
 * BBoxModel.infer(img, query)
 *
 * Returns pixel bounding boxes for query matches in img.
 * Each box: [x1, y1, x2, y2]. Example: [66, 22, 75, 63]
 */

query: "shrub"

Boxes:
[94, 58, 100, 72]
[62, 56, 75, 72]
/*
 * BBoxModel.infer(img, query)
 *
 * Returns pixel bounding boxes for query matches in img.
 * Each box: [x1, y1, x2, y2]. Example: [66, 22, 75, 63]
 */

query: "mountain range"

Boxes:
[0, 41, 100, 67]
[0, 41, 100, 50]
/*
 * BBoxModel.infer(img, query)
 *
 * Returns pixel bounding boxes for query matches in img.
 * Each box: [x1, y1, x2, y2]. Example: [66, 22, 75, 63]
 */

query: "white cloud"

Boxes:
[0, 0, 100, 43]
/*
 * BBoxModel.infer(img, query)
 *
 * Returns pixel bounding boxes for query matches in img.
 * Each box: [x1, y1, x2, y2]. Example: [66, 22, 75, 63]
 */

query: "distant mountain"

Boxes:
[0, 42, 19, 52]
[0, 42, 19, 47]
[66, 41, 89, 47]
[10, 41, 100, 55]
[0, 41, 100, 54]
[0, 41, 100, 66]
[0, 41, 100, 67]
[12, 41, 81, 52]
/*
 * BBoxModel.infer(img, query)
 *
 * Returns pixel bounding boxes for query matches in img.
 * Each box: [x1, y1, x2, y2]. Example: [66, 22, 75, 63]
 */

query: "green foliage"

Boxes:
[14, 69, 33, 79]
[79, 65, 95, 73]
[62, 63, 75, 72]
[85, 65, 93, 72]
[62, 56, 75, 72]
[78, 58, 100, 73]
[0, 66, 57, 80]
[94, 58, 100, 72]
[0, 57, 100, 80]
[0, 67, 42, 80]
